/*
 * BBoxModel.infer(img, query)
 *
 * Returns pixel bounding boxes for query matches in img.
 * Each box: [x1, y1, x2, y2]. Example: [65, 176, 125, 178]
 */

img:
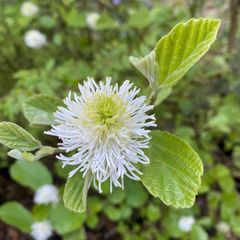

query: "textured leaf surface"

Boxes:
[142, 130, 203, 208]
[0, 122, 41, 151]
[0, 202, 33, 233]
[130, 18, 220, 88]
[155, 18, 220, 88]
[129, 51, 159, 87]
[64, 171, 91, 213]
[23, 94, 62, 125]
[10, 160, 52, 190]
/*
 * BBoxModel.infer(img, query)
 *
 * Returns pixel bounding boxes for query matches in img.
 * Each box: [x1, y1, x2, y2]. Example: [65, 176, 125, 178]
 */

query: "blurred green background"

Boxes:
[0, 0, 240, 239]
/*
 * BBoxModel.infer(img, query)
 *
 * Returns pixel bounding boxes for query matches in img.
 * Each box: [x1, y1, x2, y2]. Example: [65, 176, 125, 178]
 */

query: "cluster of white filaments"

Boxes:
[178, 216, 195, 232]
[47, 77, 156, 192]
[31, 221, 53, 240]
[34, 184, 59, 205]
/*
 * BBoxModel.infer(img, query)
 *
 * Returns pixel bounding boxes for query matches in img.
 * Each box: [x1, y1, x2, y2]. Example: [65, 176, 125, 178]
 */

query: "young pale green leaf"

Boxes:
[63, 171, 91, 213]
[8, 150, 35, 162]
[8, 149, 25, 161]
[141, 130, 203, 208]
[23, 94, 62, 125]
[8, 147, 57, 162]
[129, 51, 159, 88]
[10, 160, 52, 190]
[0, 201, 33, 233]
[21, 152, 35, 162]
[35, 146, 56, 160]
[130, 18, 220, 89]
[0, 122, 41, 151]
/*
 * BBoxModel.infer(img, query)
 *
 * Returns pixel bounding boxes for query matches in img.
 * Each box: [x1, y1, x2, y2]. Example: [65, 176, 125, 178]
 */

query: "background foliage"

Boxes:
[0, 0, 239, 239]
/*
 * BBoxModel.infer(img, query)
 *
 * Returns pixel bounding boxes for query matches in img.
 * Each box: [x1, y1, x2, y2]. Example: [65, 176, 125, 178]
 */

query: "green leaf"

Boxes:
[23, 94, 62, 125]
[119, 205, 132, 220]
[109, 188, 125, 204]
[207, 100, 240, 133]
[8, 147, 55, 162]
[8, 150, 36, 162]
[104, 206, 122, 221]
[231, 216, 240, 236]
[125, 179, 148, 208]
[62, 0, 75, 5]
[145, 204, 161, 222]
[0, 202, 33, 233]
[88, 196, 103, 214]
[10, 160, 52, 190]
[130, 18, 220, 88]
[86, 213, 99, 229]
[32, 205, 51, 221]
[154, 88, 172, 106]
[22, 152, 35, 162]
[50, 203, 85, 235]
[141, 130, 203, 208]
[8, 149, 25, 161]
[96, 14, 117, 30]
[63, 10, 86, 28]
[128, 8, 151, 29]
[63, 229, 86, 240]
[35, 146, 56, 160]
[0, 122, 41, 151]
[63, 171, 91, 213]
[129, 51, 159, 88]
[39, 15, 56, 29]
[190, 225, 208, 240]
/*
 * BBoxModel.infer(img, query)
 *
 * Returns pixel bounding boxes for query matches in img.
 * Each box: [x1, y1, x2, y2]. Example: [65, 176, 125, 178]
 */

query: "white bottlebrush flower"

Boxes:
[20, 1, 39, 17]
[31, 221, 53, 240]
[34, 184, 59, 205]
[46, 77, 156, 192]
[178, 216, 195, 232]
[86, 12, 100, 29]
[24, 29, 47, 49]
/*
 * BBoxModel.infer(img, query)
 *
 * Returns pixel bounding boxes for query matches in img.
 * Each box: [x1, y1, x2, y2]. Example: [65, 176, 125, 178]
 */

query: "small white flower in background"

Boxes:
[31, 220, 53, 240]
[178, 216, 195, 232]
[46, 77, 156, 192]
[86, 12, 100, 29]
[24, 29, 47, 49]
[217, 221, 230, 233]
[20, 1, 39, 17]
[34, 184, 59, 204]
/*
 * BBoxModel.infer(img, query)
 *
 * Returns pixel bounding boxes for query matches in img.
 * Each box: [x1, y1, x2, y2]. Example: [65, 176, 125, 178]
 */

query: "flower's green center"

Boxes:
[83, 93, 126, 129]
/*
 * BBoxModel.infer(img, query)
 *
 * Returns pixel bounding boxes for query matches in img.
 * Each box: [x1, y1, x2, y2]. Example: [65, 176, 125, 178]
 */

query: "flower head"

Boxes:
[178, 216, 195, 232]
[46, 77, 156, 192]
[24, 29, 47, 49]
[20, 1, 39, 17]
[34, 184, 59, 205]
[86, 13, 100, 29]
[31, 221, 52, 240]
